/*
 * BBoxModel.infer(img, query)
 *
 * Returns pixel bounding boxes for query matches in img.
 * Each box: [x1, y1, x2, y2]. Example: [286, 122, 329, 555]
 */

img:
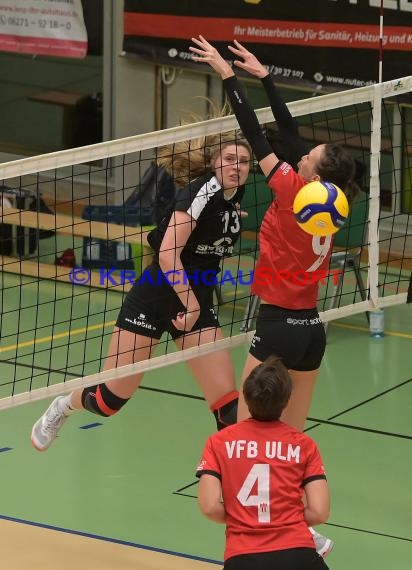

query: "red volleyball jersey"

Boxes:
[251, 162, 333, 309]
[196, 419, 326, 561]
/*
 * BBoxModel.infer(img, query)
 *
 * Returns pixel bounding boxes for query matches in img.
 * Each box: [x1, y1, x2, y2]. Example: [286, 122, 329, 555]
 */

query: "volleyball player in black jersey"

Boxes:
[31, 132, 252, 451]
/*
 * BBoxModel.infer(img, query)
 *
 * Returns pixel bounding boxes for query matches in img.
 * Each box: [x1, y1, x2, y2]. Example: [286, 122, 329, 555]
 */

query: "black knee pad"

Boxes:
[213, 394, 238, 431]
[81, 384, 129, 417]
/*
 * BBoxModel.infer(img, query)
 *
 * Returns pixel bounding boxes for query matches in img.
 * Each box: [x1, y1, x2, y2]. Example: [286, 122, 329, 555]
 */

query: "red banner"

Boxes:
[125, 14, 412, 52]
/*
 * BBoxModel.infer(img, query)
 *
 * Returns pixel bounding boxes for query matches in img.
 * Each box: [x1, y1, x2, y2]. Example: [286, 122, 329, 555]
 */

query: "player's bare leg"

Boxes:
[281, 369, 319, 431]
[237, 352, 261, 421]
[70, 328, 158, 408]
[175, 327, 239, 429]
[31, 328, 158, 450]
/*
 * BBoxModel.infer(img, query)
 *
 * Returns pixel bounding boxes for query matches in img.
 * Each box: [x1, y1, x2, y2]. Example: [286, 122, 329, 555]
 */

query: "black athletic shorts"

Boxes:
[225, 548, 329, 570]
[116, 263, 219, 340]
[249, 304, 326, 371]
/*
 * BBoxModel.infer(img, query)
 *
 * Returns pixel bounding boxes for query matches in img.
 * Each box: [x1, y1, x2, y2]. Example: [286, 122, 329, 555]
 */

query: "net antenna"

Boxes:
[378, 0, 384, 83]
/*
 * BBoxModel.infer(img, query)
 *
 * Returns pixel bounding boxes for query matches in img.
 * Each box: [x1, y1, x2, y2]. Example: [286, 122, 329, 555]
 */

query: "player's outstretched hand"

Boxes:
[190, 35, 234, 79]
[228, 39, 268, 79]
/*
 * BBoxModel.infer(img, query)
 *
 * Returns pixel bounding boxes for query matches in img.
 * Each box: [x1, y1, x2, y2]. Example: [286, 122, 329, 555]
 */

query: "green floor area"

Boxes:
[0, 271, 411, 569]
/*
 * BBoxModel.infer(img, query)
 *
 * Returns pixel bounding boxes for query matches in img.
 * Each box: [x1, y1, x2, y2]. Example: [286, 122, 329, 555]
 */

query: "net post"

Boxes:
[368, 82, 383, 309]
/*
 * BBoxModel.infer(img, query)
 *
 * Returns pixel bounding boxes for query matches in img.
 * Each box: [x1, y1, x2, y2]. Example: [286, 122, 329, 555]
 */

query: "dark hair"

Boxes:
[317, 144, 360, 205]
[243, 356, 292, 421]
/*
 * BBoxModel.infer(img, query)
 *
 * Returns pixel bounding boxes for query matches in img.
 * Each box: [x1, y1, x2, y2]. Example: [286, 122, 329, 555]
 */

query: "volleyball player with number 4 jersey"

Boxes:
[196, 356, 330, 570]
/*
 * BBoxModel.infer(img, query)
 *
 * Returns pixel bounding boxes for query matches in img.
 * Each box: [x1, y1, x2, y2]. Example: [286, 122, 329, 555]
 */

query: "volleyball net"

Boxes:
[0, 76, 411, 409]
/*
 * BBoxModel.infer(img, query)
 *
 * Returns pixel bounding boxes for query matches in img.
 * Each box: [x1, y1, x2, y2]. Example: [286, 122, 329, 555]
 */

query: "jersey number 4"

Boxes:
[237, 464, 270, 523]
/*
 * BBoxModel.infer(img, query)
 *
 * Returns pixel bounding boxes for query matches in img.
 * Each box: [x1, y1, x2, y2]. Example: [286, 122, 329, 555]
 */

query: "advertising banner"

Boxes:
[0, 0, 87, 59]
[123, 0, 412, 88]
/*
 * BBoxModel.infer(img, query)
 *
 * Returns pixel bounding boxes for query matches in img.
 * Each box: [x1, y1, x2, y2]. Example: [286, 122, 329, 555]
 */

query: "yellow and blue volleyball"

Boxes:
[293, 181, 349, 236]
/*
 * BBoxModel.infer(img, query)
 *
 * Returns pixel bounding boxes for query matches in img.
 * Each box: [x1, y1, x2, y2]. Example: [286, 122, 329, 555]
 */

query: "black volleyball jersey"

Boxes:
[148, 172, 245, 272]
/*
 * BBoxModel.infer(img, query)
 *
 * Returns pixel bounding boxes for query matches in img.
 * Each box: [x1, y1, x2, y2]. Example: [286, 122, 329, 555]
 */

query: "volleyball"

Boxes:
[293, 181, 349, 236]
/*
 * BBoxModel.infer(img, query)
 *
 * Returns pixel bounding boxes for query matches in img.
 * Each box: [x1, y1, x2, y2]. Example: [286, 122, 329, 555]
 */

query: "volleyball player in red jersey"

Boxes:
[196, 356, 330, 570]
[190, 36, 361, 432]
[190, 37, 362, 557]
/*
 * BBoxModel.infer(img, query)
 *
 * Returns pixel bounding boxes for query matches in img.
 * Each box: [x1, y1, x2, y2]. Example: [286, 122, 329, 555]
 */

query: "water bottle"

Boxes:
[369, 309, 384, 338]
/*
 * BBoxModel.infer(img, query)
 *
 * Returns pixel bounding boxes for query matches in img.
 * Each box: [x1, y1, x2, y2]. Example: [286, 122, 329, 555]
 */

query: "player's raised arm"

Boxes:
[229, 39, 310, 163]
[190, 35, 278, 178]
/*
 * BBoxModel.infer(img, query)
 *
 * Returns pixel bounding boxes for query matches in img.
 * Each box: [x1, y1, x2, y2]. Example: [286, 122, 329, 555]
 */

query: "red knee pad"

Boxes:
[81, 384, 129, 417]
